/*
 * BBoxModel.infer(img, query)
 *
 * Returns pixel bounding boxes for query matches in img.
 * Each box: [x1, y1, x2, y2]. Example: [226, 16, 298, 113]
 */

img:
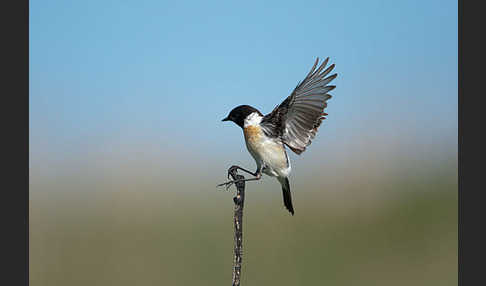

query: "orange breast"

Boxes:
[244, 125, 263, 142]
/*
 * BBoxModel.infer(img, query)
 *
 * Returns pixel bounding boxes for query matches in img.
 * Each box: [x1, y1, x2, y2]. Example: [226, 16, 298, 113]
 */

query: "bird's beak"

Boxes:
[222, 116, 230, 122]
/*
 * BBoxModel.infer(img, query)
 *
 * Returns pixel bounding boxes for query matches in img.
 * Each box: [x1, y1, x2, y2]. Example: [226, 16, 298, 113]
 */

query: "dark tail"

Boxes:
[279, 177, 294, 215]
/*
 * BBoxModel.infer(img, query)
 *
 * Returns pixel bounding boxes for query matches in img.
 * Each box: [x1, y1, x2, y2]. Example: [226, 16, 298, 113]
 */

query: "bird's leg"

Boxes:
[217, 173, 262, 190]
[217, 165, 262, 190]
[226, 165, 259, 179]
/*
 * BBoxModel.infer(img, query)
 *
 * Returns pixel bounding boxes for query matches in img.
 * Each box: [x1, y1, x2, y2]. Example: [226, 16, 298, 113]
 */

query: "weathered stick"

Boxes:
[228, 168, 245, 286]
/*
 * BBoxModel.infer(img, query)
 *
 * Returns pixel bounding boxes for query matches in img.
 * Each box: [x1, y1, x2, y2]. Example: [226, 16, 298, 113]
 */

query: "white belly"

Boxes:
[244, 125, 291, 177]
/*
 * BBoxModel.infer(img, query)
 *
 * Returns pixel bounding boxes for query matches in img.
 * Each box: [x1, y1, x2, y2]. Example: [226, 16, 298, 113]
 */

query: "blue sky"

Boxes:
[30, 0, 457, 171]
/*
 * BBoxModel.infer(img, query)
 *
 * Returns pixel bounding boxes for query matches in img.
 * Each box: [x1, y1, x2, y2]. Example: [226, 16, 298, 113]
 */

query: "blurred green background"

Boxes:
[30, 0, 457, 285]
[29, 145, 457, 285]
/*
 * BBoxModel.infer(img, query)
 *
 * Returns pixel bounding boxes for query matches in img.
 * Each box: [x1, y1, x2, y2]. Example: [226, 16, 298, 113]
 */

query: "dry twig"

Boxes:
[228, 167, 245, 286]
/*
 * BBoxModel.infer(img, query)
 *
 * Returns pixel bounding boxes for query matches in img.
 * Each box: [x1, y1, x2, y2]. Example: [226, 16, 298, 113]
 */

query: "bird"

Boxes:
[219, 57, 337, 215]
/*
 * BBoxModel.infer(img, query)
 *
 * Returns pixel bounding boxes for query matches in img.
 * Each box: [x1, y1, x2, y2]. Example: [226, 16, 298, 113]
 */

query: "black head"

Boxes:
[222, 105, 262, 128]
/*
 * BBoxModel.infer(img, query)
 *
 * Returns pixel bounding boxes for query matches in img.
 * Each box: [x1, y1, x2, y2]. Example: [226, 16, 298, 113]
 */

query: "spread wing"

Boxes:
[261, 57, 337, 154]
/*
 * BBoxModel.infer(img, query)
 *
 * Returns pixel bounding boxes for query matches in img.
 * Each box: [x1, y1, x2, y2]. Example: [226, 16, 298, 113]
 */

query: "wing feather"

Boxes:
[261, 57, 337, 154]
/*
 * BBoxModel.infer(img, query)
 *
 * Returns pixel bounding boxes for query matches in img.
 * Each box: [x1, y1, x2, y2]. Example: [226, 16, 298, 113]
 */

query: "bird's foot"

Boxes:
[227, 165, 240, 179]
[217, 165, 248, 191]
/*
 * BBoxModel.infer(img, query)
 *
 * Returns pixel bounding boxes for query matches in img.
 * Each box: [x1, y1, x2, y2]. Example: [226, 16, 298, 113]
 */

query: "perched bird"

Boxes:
[219, 57, 337, 215]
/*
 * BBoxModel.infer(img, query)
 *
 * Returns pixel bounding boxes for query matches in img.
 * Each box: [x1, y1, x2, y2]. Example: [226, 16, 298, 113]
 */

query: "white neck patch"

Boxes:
[244, 112, 263, 127]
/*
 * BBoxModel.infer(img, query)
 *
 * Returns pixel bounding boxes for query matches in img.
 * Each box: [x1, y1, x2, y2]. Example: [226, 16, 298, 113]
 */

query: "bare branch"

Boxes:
[228, 167, 245, 286]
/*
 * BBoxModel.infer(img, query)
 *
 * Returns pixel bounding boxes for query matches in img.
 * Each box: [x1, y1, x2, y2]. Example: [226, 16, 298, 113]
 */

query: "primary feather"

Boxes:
[261, 57, 337, 154]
